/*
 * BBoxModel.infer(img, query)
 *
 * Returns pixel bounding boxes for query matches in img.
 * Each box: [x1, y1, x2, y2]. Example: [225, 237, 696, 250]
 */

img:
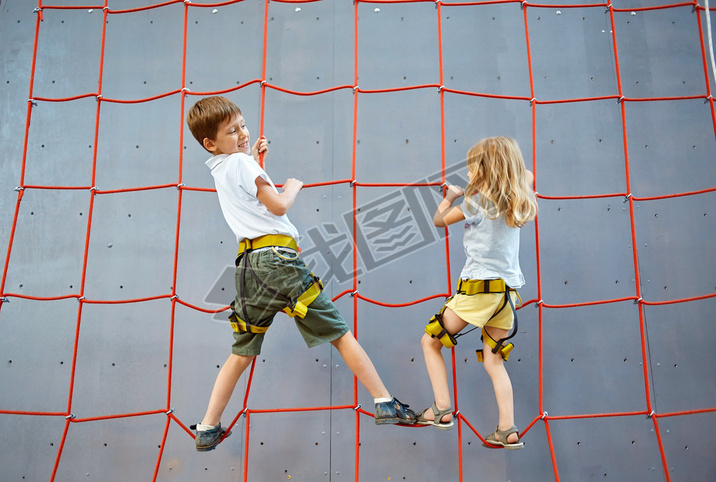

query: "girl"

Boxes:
[418, 136, 537, 449]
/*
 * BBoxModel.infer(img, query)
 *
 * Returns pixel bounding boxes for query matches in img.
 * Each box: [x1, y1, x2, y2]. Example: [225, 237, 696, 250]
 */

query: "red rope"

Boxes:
[351, 3, 362, 478]
[0, 1, 713, 481]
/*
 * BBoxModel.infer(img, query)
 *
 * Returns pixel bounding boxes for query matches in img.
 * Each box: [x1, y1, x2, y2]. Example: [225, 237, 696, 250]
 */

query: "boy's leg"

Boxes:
[331, 330, 416, 424]
[420, 307, 468, 423]
[330, 331, 389, 399]
[482, 326, 519, 444]
[201, 353, 255, 426]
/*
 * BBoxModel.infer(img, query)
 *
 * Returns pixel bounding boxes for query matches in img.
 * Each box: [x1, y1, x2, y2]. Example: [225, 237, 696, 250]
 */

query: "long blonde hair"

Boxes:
[464, 137, 537, 228]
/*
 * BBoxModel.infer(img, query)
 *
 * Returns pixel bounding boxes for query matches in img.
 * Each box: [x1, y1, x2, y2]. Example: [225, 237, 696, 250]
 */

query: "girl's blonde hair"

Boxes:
[464, 136, 537, 228]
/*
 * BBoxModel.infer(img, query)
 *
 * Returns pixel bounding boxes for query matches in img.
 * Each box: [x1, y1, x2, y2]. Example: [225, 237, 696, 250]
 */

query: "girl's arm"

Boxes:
[433, 185, 466, 227]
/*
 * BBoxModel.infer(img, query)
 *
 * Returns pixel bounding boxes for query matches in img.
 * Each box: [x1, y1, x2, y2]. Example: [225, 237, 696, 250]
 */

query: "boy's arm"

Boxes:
[255, 177, 303, 216]
[433, 185, 466, 228]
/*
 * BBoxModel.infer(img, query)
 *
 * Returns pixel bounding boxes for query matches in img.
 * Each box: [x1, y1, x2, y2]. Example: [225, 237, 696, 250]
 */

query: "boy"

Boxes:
[186, 96, 416, 452]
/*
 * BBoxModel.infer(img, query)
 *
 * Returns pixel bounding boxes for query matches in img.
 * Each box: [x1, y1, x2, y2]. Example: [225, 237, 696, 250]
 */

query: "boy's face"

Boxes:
[203, 113, 251, 156]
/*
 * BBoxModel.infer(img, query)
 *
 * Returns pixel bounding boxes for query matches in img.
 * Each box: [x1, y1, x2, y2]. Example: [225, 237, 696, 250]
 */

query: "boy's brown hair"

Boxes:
[186, 96, 242, 152]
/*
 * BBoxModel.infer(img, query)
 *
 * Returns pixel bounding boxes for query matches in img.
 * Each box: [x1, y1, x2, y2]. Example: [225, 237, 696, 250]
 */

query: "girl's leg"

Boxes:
[201, 353, 255, 426]
[420, 307, 468, 423]
[482, 326, 519, 444]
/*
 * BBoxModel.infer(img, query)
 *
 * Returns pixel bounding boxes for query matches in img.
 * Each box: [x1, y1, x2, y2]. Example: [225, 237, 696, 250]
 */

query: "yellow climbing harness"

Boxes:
[238, 234, 298, 256]
[476, 327, 514, 362]
[425, 278, 521, 361]
[229, 235, 324, 334]
[282, 275, 323, 319]
[424, 299, 457, 348]
[229, 303, 269, 334]
[456, 278, 510, 295]
[229, 275, 323, 333]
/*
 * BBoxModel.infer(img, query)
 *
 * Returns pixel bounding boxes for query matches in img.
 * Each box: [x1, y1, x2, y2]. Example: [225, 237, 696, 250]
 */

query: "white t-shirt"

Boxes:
[205, 153, 299, 245]
[458, 195, 525, 289]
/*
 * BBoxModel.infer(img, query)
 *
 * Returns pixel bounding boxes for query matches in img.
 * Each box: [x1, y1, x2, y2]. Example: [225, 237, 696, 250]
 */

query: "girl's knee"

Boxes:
[482, 354, 505, 375]
[421, 333, 442, 352]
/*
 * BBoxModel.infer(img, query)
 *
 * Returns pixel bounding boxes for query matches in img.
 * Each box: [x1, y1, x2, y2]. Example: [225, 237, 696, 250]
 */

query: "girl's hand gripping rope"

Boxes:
[444, 184, 465, 202]
[433, 184, 466, 228]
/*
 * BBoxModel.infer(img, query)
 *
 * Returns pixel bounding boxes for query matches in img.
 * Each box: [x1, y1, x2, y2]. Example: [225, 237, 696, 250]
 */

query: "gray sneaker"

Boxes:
[374, 397, 417, 425]
[191, 423, 231, 452]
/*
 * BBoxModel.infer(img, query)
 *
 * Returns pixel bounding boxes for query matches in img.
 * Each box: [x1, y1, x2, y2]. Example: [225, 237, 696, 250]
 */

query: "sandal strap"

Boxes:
[495, 425, 520, 442]
[430, 401, 453, 425]
[495, 425, 520, 443]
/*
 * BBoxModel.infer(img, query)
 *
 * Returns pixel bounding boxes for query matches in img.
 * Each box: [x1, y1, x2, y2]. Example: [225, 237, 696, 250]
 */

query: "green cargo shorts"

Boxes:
[230, 248, 349, 356]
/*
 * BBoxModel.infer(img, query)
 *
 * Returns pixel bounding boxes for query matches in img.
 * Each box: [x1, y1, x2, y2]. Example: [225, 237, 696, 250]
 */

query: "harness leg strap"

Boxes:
[425, 302, 457, 349]
[234, 247, 325, 332]
[476, 327, 514, 362]
[282, 274, 323, 319]
[228, 301, 269, 334]
[476, 291, 519, 362]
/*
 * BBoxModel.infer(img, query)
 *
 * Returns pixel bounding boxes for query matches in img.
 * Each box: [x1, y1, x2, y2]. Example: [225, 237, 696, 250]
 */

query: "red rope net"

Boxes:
[1, 1, 715, 481]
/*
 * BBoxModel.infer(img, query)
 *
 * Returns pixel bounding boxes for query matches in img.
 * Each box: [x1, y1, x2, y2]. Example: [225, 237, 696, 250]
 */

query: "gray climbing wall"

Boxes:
[1, 0, 715, 481]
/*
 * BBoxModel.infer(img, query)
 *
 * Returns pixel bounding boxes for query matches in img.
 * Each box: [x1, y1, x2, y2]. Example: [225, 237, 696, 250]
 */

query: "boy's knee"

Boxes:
[227, 353, 256, 368]
[330, 330, 352, 346]
[231, 353, 255, 361]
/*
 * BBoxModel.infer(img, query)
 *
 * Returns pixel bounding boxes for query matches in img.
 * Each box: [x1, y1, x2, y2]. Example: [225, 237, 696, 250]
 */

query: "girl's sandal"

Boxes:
[482, 425, 524, 450]
[416, 402, 454, 430]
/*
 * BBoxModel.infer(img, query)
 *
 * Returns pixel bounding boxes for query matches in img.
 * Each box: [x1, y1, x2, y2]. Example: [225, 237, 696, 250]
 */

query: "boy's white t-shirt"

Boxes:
[205, 152, 299, 245]
[458, 195, 525, 289]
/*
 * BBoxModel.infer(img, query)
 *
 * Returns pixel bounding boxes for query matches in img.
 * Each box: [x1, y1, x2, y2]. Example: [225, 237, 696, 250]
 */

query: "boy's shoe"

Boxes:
[191, 423, 231, 452]
[374, 397, 417, 425]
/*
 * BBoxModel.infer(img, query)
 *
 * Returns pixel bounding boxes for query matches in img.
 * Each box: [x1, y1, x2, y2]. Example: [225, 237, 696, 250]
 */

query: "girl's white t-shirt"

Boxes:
[458, 195, 525, 289]
[205, 153, 299, 245]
